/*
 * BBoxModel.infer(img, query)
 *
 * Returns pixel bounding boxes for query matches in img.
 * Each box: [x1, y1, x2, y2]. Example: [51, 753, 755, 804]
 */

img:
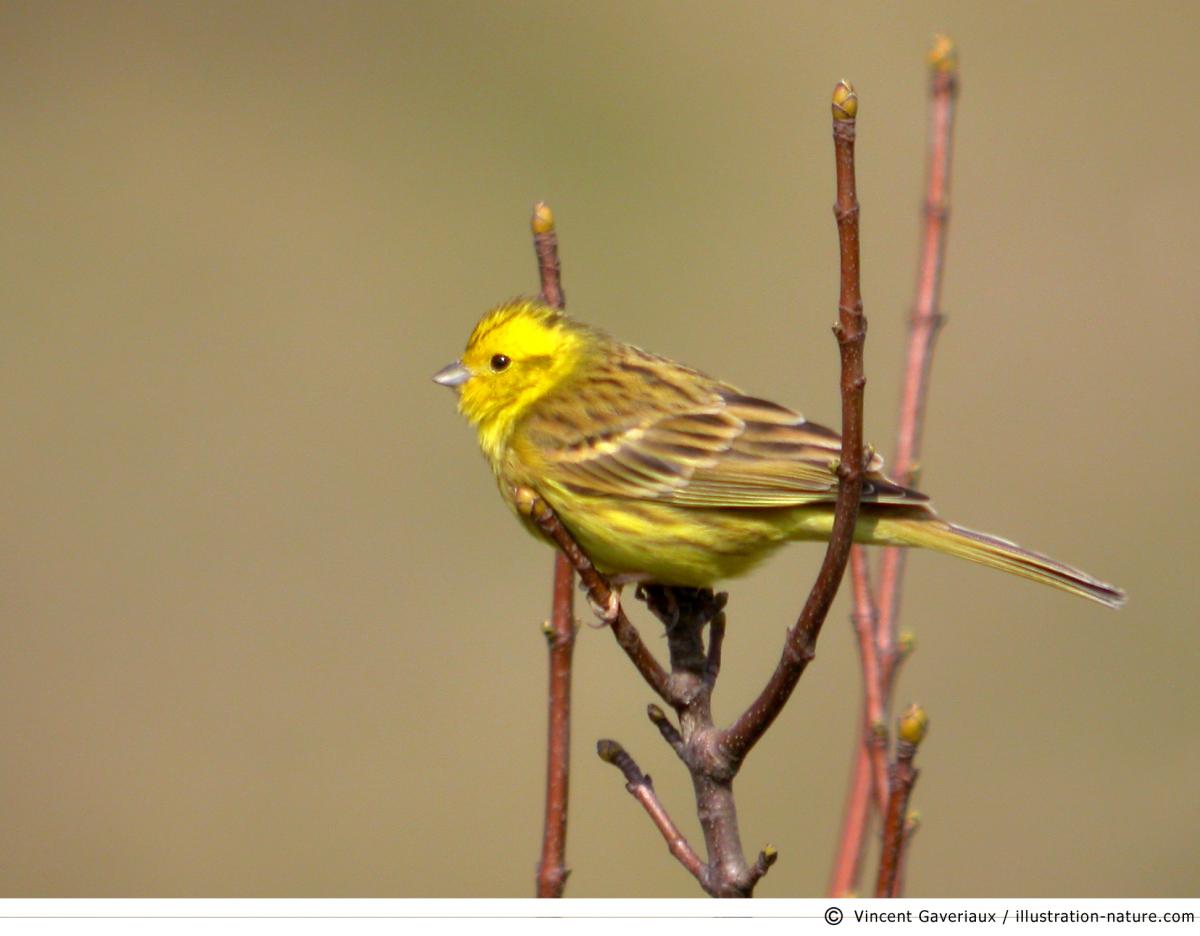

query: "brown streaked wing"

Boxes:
[532, 404, 746, 499]
[660, 387, 925, 508]
[525, 366, 924, 508]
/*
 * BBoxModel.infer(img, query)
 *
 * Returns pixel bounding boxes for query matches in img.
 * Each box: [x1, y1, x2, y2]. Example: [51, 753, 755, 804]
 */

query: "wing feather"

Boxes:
[524, 359, 924, 509]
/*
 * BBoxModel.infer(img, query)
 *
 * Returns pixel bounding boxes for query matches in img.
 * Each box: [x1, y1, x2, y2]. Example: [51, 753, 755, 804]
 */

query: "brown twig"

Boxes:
[875, 34, 957, 653]
[596, 739, 711, 892]
[831, 35, 959, 897]
[635, 586, 768, 898]
[532, 202, 577, 899]
[722, 79, 867, 766]
[893, 810, 921, 897]
[536, 556, 575, 898]
[828, 741, 873, 897]
[875, 705, 927, 897]
[521, 494, 673, 703]
[828, 548, 886, 896]
[851, 547, 890, 814]
[532, 201, 566, 310]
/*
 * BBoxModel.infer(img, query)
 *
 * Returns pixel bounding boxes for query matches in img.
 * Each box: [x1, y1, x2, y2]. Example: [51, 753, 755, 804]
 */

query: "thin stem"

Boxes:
[828, 742, 873, 896]
[850, 547, 889, 814]
[524, 495, 672, 703]
[892, 812, 921, 897]
[828, 548, 885, 897]
[833, 35, 959, 897]
[532, 202, 576, 899]
[597, 739, 711, 893]
[722, 81, 868, 766]
[875, 704, 928, 897]
[876, 37, 958, 650]
[536, 556, 575, 898]
[875, 745, 919, 897]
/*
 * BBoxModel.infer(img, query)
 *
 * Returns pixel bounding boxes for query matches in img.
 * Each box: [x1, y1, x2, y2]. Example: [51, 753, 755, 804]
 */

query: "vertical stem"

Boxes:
[532, 202, 577, 898]
[874, 750, 919, 897]
[828, 548, 886, 897]
[831, 36, 959, 898]
[827, 742, 872, 896]
[875, 37, 958, 649]
[850, 547, 889, 814]
[721, 79, 867, 766]
[875, 705, 927, 897]
[536, 555, 575, 897]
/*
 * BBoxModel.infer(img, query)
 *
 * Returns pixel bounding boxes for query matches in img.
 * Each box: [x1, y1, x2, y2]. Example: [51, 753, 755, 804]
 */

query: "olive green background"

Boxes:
[3, 1, 1197, 898]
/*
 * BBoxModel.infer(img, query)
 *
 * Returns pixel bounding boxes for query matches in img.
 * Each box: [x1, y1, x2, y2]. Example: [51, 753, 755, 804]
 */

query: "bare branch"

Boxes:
[536, 557, 576, 898]
[521, 493, 672, 703]
[832, 35, 959, 897]
[722, 80, 868, 766]
[875, 704, 928, 897]
[876, 35, 958, 661]
[647, 704, 687, 761]
[532, 201, 576, 899]
[596, 739, 711, 893]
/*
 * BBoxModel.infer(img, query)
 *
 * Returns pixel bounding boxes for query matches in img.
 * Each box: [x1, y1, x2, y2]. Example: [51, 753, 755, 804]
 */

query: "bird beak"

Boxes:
[432, 361, 471, 388]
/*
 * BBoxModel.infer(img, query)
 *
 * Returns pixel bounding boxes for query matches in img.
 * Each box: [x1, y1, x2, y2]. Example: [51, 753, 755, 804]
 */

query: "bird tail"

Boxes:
[866, 512, 1126, 609]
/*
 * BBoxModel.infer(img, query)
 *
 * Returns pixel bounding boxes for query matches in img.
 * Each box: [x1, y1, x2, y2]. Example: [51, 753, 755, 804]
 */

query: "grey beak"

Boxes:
[432, 361, 471, 388]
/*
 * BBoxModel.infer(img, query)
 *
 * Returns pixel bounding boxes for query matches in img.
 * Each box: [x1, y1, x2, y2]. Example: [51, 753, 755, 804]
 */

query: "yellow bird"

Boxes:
[434, 298, 1124, 608]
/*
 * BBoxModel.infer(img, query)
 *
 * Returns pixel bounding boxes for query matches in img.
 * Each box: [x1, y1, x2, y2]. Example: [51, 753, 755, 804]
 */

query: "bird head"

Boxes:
[433, 298, 594, 437]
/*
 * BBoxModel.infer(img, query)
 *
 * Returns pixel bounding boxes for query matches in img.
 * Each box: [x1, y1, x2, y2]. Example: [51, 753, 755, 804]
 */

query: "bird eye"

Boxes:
[490, 354, 511, 372]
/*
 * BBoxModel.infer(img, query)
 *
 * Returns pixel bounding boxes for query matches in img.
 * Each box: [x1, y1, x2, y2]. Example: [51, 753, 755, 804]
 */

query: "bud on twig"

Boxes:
[832, 80, 858, 121]
[531, 200, 556, 235]
[927, 34, 957, 73]
[898, 703, 929, 747]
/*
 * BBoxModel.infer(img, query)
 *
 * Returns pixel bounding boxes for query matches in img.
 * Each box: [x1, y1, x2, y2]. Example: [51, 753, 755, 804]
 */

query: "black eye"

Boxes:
[490, 354, 511, 372]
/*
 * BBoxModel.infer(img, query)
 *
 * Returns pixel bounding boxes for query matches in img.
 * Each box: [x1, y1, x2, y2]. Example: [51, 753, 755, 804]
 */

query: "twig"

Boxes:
[536, 557, 575, 898]
[828, 548, 886, 897]
[532, 202, 576, 899]
[533, 201, 566, 310]
[875, 705, 928, 897]
[521, 493, 673, 703]
[636, 586, 765, 898]
[876, 34, 958, 664]
[893, 811, 921, 897]
[831, 35, 959, 897]
[596, 739, 711, 893]
[721, 79, 868, 766]
[851, 547, 890, 813]
[828, 741, 873, 897]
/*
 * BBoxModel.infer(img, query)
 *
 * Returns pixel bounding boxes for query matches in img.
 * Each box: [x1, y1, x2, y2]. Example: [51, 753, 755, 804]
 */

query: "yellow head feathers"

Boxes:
[434, 298, 597, 450]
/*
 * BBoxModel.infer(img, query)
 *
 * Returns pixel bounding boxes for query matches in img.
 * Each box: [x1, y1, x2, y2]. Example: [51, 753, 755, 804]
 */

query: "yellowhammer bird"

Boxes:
[434, 298, 1124, 608]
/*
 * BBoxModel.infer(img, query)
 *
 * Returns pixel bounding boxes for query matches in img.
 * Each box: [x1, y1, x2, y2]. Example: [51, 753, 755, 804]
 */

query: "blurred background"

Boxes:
[2, 1, 1198, 898]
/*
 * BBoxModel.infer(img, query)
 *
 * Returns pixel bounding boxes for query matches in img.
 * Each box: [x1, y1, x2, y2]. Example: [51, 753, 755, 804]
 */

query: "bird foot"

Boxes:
[585, 588, 621, 628]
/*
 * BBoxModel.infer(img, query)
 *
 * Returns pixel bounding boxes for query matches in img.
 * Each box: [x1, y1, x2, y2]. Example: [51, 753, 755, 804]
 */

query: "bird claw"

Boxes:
[586, 589, 621, 628]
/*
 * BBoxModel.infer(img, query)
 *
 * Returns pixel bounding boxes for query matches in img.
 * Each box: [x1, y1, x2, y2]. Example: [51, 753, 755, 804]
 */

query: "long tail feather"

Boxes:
[868, 514, 1126, 609]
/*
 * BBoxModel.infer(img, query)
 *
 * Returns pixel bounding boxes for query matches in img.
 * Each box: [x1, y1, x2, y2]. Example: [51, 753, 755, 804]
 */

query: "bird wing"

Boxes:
[529, 379, 924, 508]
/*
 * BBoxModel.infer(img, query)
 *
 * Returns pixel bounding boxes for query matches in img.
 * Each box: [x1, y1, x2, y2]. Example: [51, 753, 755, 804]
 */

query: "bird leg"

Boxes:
[584, 586, 621, 628]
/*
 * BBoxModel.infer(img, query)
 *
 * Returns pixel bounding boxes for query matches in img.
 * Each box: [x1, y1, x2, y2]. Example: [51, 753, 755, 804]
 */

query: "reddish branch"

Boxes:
[851, 548, 889, 814]
[722, 80, 867, 765]
[596, 738, 710, 891]
[875, 35, 958, 649]
[532, 202, 577, 899]
[875, 705, 927, 897]
[827, 549, 887, 895]
[831, 35, 958, 898]
[523, 495, 672, 702]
